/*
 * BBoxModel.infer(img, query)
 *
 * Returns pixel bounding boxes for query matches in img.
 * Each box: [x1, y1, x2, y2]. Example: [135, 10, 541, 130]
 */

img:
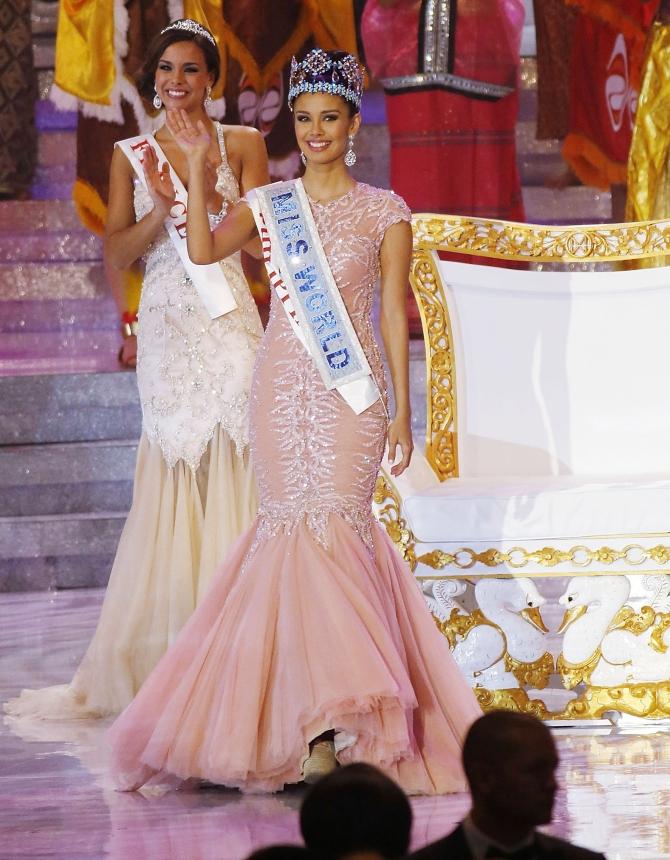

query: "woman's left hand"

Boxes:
[166, 109, 211, 162]
[387, 414, 413, 477]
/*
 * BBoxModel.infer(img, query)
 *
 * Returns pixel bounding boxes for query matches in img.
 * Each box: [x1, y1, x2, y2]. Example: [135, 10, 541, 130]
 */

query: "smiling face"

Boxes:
[154, 40, 213, 113]
[293, 92, 360, 166]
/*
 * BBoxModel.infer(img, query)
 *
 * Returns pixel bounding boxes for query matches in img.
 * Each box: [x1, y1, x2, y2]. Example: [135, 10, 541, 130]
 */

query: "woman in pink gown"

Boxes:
[109, 49, 481, 795]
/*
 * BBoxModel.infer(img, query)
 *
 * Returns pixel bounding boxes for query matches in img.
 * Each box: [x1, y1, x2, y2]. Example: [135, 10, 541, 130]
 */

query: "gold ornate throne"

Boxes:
[374, 214, 670, 722]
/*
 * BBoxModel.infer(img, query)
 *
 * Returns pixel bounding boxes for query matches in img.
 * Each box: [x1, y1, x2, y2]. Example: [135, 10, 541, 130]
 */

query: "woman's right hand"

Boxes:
[166, 109, 211, 162]
[141, 146, 176, 217]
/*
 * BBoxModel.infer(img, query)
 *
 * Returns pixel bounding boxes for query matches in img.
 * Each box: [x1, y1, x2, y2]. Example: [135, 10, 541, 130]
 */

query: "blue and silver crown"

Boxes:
[288, 49, 363, 110]
[160, 19, 216, 47]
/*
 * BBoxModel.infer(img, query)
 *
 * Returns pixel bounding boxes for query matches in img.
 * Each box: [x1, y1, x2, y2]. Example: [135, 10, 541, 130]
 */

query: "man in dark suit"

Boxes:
[411, 711, 606, 860]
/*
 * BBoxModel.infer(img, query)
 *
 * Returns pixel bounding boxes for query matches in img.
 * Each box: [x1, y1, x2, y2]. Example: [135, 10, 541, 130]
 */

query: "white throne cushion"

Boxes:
[403, 475, 670, 543]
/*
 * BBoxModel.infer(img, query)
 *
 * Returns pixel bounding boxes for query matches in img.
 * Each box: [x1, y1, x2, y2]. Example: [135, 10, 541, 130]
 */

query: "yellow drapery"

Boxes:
[626, 21, 670, 222]
[54, 0, 117, 105]
[182, 0, 229, 102]
[184, 0, 358, 98]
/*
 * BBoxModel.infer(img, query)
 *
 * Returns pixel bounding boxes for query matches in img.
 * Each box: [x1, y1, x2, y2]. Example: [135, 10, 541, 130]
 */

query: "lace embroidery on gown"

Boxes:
[249, 183, 406, 555]
[134, 123, 263, 470]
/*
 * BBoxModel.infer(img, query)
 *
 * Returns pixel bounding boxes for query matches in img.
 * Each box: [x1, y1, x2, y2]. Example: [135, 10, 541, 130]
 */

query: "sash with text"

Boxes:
[248, 179, 381, 415]
[116, 134, 237, 319]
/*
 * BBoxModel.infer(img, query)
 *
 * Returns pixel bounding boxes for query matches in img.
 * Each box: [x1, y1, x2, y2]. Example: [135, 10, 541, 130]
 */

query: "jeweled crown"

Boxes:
[288, 49, 363, 111]
[160, 19, 216, 47]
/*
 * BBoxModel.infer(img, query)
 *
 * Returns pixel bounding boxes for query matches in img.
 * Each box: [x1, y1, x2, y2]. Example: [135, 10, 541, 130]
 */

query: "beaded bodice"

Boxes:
[249, 183, 411, 552]
[132, 123, 262, 470]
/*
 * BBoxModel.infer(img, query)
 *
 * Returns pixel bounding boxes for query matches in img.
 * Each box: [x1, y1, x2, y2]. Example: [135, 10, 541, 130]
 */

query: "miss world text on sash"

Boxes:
[251, 179, 381, 414]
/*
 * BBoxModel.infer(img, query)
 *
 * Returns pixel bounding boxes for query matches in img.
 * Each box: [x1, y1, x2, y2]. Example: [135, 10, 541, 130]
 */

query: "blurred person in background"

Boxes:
[0, 0, 37, 199]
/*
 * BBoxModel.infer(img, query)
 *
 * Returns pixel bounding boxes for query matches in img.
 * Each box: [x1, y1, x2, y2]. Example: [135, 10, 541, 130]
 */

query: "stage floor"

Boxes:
[1, 590, 669, 860]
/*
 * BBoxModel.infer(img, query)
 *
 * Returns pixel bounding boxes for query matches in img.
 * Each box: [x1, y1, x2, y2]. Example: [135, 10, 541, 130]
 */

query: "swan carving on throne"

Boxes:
[558, 575, 670, 689]
[431, 577, 552, 690]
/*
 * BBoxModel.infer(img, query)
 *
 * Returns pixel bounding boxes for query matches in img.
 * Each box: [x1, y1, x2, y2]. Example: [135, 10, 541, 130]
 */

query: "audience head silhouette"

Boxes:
[463, 711, 559, 842]
[246, 847, 313, 860]
[300, 762, 412, 860]
[410, 712, 605, 859]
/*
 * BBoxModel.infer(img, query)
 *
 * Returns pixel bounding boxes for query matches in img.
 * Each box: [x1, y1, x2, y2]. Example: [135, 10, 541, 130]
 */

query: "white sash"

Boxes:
[247, 179, 381, 415]
[116, 134, 237, 319]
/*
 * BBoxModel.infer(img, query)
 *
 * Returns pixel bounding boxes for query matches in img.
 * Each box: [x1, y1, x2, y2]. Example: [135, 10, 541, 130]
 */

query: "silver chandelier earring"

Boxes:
[205, 85, 212, 105]
[344, 135, 357, 167]
[153, 89, 162, 110]
[300, 152, 307, 167]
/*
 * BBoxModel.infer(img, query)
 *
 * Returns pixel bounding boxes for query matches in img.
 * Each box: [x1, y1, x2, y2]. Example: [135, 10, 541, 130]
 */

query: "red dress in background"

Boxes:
[362, 0, 525, 221]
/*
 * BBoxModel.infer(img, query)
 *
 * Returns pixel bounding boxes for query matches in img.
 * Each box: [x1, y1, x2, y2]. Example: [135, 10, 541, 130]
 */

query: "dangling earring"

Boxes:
[300, 152, 307, 167]
[344, 135, 357, 167]
[153, 89, 162, 110]
[205, 85, 212, 105]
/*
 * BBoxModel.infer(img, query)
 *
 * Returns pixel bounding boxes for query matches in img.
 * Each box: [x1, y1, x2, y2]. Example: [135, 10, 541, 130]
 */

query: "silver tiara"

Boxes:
[160, 19, 216, 47]
[288, 49, 364, 110]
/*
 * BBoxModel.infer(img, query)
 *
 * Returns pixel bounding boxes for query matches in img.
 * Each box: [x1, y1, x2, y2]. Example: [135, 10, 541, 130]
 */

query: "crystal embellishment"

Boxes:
[160, 19, 216, 47]
[288, 48, 364, 110]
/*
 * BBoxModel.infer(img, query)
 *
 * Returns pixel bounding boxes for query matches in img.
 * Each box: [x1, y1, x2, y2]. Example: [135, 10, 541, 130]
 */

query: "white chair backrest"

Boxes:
[438, 259, 670, 477]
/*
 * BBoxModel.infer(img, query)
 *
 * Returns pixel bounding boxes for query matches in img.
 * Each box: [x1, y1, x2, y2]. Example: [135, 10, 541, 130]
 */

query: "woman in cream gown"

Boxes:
[107, 49, 480, 794]
[5, 21, 268, 720]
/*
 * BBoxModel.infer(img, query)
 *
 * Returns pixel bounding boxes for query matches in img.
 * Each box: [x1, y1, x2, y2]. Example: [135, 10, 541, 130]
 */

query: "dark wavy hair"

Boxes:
[300, 763, 411, 860]
[136, 21, 221, 103]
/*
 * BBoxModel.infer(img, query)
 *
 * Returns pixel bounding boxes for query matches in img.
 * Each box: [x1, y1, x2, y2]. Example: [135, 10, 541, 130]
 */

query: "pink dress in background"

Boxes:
[109, 183, 481, 795]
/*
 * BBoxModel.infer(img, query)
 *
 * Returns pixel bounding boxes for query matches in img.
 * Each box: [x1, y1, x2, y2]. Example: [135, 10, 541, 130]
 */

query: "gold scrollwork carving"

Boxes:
[559, 683, 670, 720]
[649, 612, 670, 654]
[649, 545, 670, 565]
[504, 652, 554, 690]
[557, 650, 601, 689]
[429, 587, 670, 719]
[373, 473, 417, 570]
[474, 687, 549, 719]
[415, 543, 670, 571]
[434, 608, 488, 649]
[609, 605, 657, 636]
[419, 549, 457, 570]
[412, 214, 670, 263]
[472, 681, 670, 720]
[409, 250, 458, 481]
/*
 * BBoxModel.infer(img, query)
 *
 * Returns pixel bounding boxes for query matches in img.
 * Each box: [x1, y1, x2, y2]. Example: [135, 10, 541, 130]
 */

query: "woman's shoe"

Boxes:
[301, 739, 337, 785]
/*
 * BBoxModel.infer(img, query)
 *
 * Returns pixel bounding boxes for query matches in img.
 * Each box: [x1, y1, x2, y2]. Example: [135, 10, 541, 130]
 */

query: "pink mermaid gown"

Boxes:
[109, 182, 481, 795]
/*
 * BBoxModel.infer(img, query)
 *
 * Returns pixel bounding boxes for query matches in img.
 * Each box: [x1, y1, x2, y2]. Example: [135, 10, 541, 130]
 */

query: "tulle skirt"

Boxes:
[109, 514, 481, 795]
[4, 425, 257, 720]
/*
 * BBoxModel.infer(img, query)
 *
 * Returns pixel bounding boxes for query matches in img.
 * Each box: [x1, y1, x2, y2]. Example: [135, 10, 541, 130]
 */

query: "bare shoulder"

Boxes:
[220, 124, 265, 153]
[221, 124, 263, 141]
[110, 143, 133, 172]
[108, 144, 136, 190]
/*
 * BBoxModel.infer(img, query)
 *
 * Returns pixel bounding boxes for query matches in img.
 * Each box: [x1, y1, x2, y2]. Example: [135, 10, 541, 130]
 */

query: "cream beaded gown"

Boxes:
[109, 183, 481, 794]
[5, 124, 262, 720]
